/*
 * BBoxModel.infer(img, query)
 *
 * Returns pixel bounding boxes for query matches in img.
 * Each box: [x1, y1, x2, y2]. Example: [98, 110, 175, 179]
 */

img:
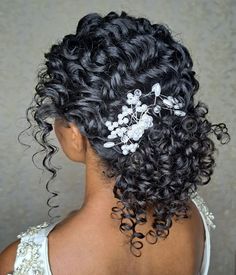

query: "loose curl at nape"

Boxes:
[18, 10, 230, 257]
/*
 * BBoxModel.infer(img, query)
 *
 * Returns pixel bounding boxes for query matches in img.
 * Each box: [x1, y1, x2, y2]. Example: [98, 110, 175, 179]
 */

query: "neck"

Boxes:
[79, 151, 119, 225]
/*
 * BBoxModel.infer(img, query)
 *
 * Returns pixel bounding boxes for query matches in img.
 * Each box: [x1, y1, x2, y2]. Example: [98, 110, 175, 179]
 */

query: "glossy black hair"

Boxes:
[18, 11, 230, 257]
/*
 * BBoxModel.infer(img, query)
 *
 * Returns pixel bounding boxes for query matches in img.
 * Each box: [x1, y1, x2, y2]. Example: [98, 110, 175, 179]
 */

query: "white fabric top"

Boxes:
[9, 192, 216, 275]
[191, 193, 216, 275]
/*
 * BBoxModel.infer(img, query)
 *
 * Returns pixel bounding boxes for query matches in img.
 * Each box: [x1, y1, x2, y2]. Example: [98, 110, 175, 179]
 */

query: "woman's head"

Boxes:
[19, 10, 230, 257]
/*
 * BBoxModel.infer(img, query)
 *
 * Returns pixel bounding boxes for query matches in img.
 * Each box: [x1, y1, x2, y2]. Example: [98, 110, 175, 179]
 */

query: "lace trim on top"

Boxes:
[8, 221, 50, 275]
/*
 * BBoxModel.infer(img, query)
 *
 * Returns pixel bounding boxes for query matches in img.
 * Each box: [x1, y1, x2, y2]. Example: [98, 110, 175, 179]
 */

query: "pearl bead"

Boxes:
[142, 104, 148, 110]
[121, 135, 129, 142]
[153, 105, 161, 113]
[123, 117, 129, 124]
[122, 106, 128, 112]
[126, 99, 132, 104]
[127, 108, 132, 114]
[134, 89, 142, 97]
[105, 121, 111, 126]
[130, 147, 136, 152]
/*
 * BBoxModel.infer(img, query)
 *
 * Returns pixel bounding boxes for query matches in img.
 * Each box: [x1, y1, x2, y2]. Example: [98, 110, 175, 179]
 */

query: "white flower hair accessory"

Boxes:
[103, 82, 186, 155]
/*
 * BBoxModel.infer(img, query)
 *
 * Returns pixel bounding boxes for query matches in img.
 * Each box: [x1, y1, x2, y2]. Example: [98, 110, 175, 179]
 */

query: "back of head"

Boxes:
[20, 11, 230, 257]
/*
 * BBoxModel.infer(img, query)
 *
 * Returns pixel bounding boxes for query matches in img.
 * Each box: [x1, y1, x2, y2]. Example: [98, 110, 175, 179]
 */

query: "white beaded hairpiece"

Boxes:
[103, 82, 186, 155]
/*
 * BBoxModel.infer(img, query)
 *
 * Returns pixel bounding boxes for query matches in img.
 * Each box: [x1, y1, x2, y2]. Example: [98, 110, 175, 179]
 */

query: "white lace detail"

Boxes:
[9, 221, 50, 275]
[191, 192, 216, 231]
[16, 221, 49, 239]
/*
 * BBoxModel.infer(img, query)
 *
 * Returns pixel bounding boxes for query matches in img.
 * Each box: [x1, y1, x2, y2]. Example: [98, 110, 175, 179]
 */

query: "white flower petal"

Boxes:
[174, 110, 186, 116]
[163, 99, 173, 108]
[104, 142, 115, 148]
[173, 104, 180, 109]
[152, 82, 161, 97]
[167, 96, 175, 103]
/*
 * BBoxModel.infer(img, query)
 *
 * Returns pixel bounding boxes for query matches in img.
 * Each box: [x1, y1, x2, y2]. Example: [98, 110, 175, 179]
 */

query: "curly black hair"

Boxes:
[18, 11, 230, 257]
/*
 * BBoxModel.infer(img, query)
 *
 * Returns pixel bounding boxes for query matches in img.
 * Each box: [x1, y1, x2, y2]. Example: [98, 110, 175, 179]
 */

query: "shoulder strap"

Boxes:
[191, 192, 215, 275]
[43, 220, 60, 237]
[191, 192, 216, 231]
[12, 221, 53, 274]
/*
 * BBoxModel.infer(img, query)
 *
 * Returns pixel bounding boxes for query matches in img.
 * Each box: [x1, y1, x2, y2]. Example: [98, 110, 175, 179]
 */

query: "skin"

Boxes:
[0, 117, 205, 275]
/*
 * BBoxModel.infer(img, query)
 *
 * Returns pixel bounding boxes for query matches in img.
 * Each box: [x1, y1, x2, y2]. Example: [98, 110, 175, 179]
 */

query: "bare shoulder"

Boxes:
[164, 199, 205, 274]
[46, 200, 205, 275]
[139, 199, 205, 275]
[0, 239, 20, 275]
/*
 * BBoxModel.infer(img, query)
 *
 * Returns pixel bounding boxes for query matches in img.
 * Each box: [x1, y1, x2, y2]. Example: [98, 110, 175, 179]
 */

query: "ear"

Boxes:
[69, 122, 87, 153]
